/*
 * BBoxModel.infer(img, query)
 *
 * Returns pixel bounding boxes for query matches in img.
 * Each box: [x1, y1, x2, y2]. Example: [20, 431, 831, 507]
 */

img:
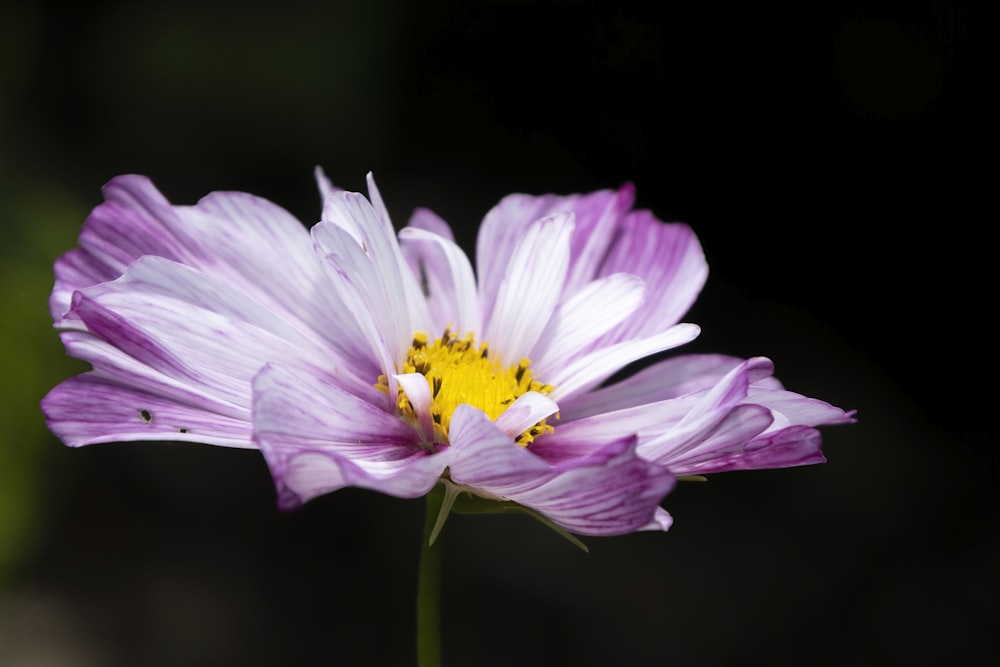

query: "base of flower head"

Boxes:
[425, 478, 590, 552]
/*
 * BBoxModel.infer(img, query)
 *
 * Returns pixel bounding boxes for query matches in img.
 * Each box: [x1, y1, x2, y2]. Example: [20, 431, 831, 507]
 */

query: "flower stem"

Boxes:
[417, 486, 445, 667]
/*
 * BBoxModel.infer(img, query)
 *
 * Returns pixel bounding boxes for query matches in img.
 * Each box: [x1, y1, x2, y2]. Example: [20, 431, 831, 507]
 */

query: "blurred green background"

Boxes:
[1, 1, 991, 665]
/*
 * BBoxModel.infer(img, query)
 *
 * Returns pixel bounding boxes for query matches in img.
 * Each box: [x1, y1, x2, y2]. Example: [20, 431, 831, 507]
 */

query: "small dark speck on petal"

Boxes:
[139, 409, 153, 423]
[418, 259, 430, 297]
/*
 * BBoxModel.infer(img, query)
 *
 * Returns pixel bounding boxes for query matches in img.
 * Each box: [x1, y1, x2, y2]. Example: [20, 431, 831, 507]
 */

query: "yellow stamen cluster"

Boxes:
[377, 328, 554, 445]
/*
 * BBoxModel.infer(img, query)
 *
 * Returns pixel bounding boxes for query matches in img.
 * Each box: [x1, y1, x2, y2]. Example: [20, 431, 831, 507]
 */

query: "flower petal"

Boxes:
[320, 178, 433, 337]
[484, 213, 574, 363]
[51, 249, 121, 322]
[671, 425, 826, 475]
[510, 438, 676, 536]
[531, 273, 646, 377]
[98, 256, 376, 396]
[641, 508, 674, 532]
[476, 193, 567, 316]
[50, 175, 369, 369]
[313, 165, 342, 200]
[476, 188, 630, 309]
[364, 172, 396, 237]
[448, 406, 675, 536]
[51, 175, 191, 319]
[406, 207, 455, 241]
[41, 374, 253, 448]
[64, 261, 345, 410]
[315, 189, 433, 356]
[672, 357, 772, 425]
[640, 403, 775, 469]
[493, 391, 560, 441]
[597, 211, 708, 342]
[313, 220, 400, 402]
[561, 354, 757, 420]
[563, 185, 637, 293]
[747, 387, 858, 427]
[56, 330, 251, 422]
[188, 190, 336, 326]
[530, 399, 693, 464]
[253, 364, 447, 509]
[448, 405, 552, 489]
[547, 323, 701, 402]
[394, 372, 435, 442]
[45, 253, 389, 449]
[398, 226, 482, 336]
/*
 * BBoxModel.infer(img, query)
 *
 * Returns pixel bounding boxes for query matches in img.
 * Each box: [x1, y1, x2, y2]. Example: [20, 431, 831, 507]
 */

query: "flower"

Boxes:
[42, 171, 854, 536]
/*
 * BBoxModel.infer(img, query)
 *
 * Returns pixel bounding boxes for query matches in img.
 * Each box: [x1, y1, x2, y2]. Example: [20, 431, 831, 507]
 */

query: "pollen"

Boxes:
[376, 328, 554, 445]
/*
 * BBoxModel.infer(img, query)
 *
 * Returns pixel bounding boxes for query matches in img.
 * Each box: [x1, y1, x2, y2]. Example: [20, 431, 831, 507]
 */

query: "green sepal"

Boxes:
[426, 481, 462, 546]
[676, 475, 708, 482]
[429, 482, 589, 552]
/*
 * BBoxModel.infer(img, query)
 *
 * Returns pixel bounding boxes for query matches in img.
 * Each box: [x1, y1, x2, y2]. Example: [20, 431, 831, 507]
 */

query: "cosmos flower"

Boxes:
[42, 171, 854, 536]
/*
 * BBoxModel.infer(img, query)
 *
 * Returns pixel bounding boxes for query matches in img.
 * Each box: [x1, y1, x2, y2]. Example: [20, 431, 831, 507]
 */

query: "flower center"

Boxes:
[377, 328, 554, 445]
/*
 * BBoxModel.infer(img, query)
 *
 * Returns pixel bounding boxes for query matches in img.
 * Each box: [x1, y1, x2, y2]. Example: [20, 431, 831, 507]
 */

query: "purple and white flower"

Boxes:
[42, 171, 854, 536]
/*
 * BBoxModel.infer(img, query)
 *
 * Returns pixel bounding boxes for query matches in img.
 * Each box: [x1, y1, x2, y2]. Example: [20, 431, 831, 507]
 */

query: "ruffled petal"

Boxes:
[670, 424, 826, 475]
[672, 357, 772, 425]
[529, 399, 695, 464]
[51, 249, 121, 322]
[50, 175, 368, 370]
[44, 254, 384, 450]
[561, 354, 756, 421]
[64, 261, 343, 410]
[253, 364, 447, 509]
[101, 256, 376, 396]
[448, 406, 675, 536]
[579, 358, 775, 469]
[508, 438, 676, 536]
[51, 175, 192, 320]
[639, 403, 775, 469]
[747, 386, 858, 427]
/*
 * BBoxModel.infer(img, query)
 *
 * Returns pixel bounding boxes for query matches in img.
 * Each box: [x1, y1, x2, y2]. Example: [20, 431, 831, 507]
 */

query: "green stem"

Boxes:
[417, 487, 444, 667]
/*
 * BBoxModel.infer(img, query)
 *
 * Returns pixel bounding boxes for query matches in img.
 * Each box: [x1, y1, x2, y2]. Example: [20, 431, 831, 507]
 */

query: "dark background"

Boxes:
[1, 1, 992, 665]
